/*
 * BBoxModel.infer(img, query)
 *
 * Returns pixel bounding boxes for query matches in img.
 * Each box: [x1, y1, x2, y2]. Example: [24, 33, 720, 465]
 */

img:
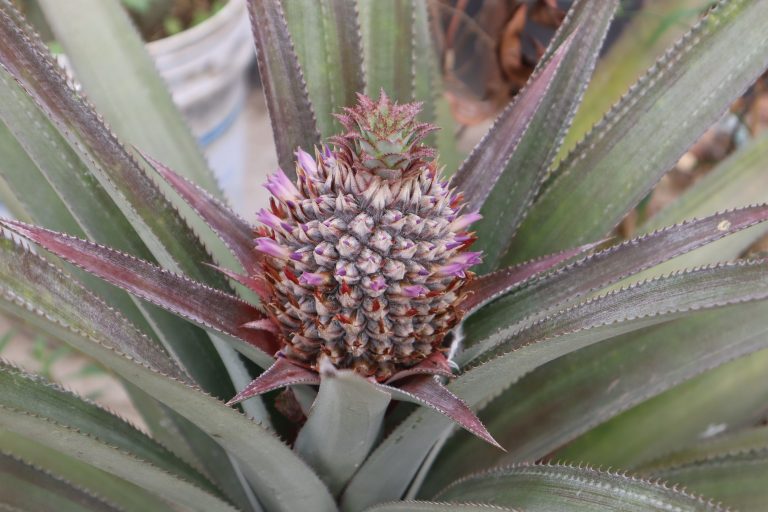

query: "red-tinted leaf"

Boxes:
[1, 220, 280, 357]
[386, 352, 455, 384]
[227, 357, 320, 406]
[451, 31, 576, 212]
[205, 263, 270, 302]
[378, 376, 501, 449]
[462, 204, 768, 363]
[247, 0, 320, 177]
[140, 152, 261, 274]
[461, 239, 606, 315]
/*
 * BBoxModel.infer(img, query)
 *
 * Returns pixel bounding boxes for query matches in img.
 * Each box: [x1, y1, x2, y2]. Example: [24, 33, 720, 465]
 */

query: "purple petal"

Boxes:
[450, 212, 482, 232]
[264, 169, 300, 203]
[403, 284, 429, 298]
[256, 209, 283, 230]
[254, 237, 292, 259]
[296, 149, 318, 177]
[299, 271, 329, 286]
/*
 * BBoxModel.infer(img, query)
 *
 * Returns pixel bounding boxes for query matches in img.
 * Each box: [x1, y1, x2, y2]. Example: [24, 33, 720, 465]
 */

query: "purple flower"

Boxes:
[402, 284, 429, 297]
[299, 271, 329, 286]
[264, 169, 300, 203]
[295, 149, 318, 177]
[254, 237, 292, 259]
[450, 212, 482, 232]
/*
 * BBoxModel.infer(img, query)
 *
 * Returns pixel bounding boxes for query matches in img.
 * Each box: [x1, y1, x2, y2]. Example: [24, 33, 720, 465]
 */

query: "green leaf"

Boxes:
[462, 205, 768, 364]
[248, 0, 320, 177]
[422, 301, 768, 496]
[651, 448, 768, 511]
[451, 31, 576, 214]
[282, 0, 364, 137]
[554, 348, 768, 470]
[36, 0, 221, 196]
[366, 503, 519, 512]
[559, 0, 714, 160]
[0, 430, 177, 512]
[435, 464, 725, 511]
[294, 366, 390, 495]
[0, 363, 234, 512]
[639, 426, 768, 474]
[0, 452, 122, 512]
[473, 0, 619, 273]
[0, 238, 336, 512]
[358, 0, 414, 102]
[345, 260, 768, 509]
[511, 0, 768, 261]
[411, 2, 460, 173]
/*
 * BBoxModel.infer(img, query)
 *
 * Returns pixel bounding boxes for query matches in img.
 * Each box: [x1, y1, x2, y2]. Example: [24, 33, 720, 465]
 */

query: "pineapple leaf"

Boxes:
[650, 448, 768, 510]
[375, 376, 499, 450]
[35, 0, 221, 196]
[434, 463, 726, 511]
[282, 0, 365, 137]
[248, 0, 320, 177]
[365, 503, 519, 512]
[462, 204, 768, 363]
[346, 259, 768, 508]
[0, 219, 279, 366]
[451, 30, 575, 213]
[0, 430, 175, 512]
[639, 426, 768, 474]
[0, 452, 122, 512]
[461, 239, 605, 316]
[411, 0, 460, 172]
[511, 0, 768, 262]
[424, 301, 768, 495]
[0, 362, 236, 511]
[227, 357, 320, 405]
[0, 60, 255, 426]
[140, 152, 262, 275]
[0, 237, 337, 512]
[294, 366, 390, 495]
[556, 348, 768, 470]
[634, 130, 768, 273]
[358, 0, 414, 103]
[472, 0, 619, 273]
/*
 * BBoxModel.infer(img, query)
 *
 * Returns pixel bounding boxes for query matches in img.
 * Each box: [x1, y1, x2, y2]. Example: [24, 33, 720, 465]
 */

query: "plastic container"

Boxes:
[147, 0, 254, 210]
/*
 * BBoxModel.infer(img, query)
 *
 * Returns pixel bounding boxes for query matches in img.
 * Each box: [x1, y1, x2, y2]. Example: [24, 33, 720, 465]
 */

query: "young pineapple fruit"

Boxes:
[255, 93, 481, 381]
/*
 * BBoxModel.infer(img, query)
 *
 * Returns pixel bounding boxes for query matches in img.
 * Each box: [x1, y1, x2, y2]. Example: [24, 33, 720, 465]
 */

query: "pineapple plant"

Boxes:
[2, 0, 768, 510]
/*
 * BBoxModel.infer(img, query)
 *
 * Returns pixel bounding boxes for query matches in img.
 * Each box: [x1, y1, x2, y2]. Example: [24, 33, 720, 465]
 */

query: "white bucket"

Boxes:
[147, 0, 254, 211]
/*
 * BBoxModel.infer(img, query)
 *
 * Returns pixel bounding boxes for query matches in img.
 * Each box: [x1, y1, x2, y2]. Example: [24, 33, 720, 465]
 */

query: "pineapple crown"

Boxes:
[333, 91, 439, 180]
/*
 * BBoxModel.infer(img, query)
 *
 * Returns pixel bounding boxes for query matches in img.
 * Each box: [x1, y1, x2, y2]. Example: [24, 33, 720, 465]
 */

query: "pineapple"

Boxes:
[256, 93, 480, 381]
[2, 0, 768, 511]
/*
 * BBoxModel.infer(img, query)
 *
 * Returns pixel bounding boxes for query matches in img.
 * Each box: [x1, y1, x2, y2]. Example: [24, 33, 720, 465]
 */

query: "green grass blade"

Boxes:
[651, 448, 768, 511]
[435, 464, 725, 511]
[36, 0, 221, 196]
[0, 237, 336, 512]
[0, 363, 234, 511]
[422, 301, 768, 495]
[294, 368, 390, 495]
[282, 0, 364, 137]
[511, 0, 768, 261]
[0, 452, 122, 512]
[0, 430, 177, 512]
[358, 0, 414, 103]
[248, 0, 320, 177]
[473, 0, 619, 273]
